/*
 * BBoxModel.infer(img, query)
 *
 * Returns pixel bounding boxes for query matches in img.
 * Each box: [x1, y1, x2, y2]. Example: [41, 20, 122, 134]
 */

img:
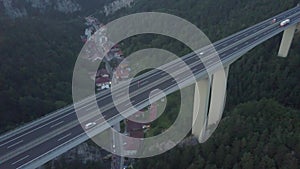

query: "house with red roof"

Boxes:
[95, 69, 111, 91]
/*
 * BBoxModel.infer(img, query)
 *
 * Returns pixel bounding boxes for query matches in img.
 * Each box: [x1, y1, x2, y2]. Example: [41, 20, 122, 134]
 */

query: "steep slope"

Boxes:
[134, 99, 300, 169]
[0, 0, 135, 133]
[0, 18, 83, 132]
[0, 0, 135, 18]
[0, 0, 299, 168]
[105, 0, 300, 110]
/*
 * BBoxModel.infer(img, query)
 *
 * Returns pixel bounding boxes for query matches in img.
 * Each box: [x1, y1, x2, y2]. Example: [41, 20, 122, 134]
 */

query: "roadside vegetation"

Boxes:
[0, 0, 299, 168]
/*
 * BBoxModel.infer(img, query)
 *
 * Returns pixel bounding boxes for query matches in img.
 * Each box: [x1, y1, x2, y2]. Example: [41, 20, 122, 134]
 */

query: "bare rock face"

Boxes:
[25, 0, 51, 11]
[54, 0, 81, 13]
[0, 0, 136, 18]
[0, 0, 81, 18]
[103, 0, 134, 16]
[1, 0, 28, 18]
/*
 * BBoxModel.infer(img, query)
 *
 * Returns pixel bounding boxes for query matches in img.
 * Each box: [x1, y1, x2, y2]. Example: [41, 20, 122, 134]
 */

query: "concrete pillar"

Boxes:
[278, 24, 297, 57]
[295, 23, 300, 33]
[204, 67, 229, 141]
[192, 77, 211, 142]
[192, 66, 229, 143]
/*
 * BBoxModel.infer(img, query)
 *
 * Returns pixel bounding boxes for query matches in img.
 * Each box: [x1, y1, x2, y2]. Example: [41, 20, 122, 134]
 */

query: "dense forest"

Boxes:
[115, 0, 300, 109]
[0, 0, 299, 168]
[116, 0, 300, 168]
[0, 17, 83, 132]
[135, 99, 300, 169]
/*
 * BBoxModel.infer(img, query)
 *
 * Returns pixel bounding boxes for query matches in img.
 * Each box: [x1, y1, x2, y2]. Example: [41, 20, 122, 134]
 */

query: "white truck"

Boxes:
[280, 19, 290, 27]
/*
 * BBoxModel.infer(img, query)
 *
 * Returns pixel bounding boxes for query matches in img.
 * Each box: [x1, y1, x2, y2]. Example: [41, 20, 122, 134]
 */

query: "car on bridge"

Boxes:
[85, 122, 97, 129]
[280, 19, 290, 27]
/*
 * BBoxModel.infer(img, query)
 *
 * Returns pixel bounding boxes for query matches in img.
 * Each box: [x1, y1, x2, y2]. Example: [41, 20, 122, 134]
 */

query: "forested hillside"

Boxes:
[0, 17, 83, 132]
[0, 0, 114, 18]
[135, 99, 300, 169]
[112, 0, 300, 110]
[0, 0, 299, 168]
[109, 0, 300, 168]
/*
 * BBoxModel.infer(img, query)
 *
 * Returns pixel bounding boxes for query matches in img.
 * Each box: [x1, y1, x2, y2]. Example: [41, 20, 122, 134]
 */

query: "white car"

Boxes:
[101, 84, 110, 90]
[280, 19, 290, 27]
[199, 52, 204, 55]
[142, 125, 151, 129]
[85, 122, 96, 129]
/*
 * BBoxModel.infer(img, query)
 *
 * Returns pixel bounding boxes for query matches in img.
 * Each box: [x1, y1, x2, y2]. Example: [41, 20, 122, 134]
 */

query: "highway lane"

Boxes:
[2, 110, 109, 169]
[2, 5, 300, 165]
[0, 5, 297, 149]
[5, 23, 300, 169]
[1, 5, 298, 149]
[11, 15, 300, 168]
[0, 6, 299, 169]
[86, 8, 300, 116]
[110, 13, 300, 114]
[1, 6, 298, 154]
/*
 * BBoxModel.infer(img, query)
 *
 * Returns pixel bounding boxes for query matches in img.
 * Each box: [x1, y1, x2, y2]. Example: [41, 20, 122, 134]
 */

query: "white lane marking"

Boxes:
[244, 41, 249, 45]
[57, 133, 72, 142]
[160, 71, 166, 75]
[0, 111, 74, 147]
[4, 89, 109, 144]
[234, 47, 239, 51]
[18, 94, 171, 168]
[124, 102, 131, 107]
[14, 13, 297, 167]
[114, 91, 126, 99]
[202, 53, 214, 61]
[86, 105, 97, 112]
[7, 140, 23, 149]
[253, 27, 261, 31]
[50, 121, 64, 128]
[7, 15, 292, 167]
[16, 113, 111, 169]
[207, 59, 216, 64]
[11, 155, 29, 165]
[95, 118, 104, 122]
[139, 80, 148, 86]
[125, 100, 135, 107]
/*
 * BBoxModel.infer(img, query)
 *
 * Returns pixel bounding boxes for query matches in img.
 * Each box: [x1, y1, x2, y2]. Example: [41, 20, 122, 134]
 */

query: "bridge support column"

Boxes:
[278, 23, 299, 57]
[296, 23, 300, 33]
[192, 66, 229, 143]
[192, 77, 211, 143]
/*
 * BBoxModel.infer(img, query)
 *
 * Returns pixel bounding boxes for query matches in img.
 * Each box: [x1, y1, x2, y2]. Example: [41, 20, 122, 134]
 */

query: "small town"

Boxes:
[81, 16, 158, 169]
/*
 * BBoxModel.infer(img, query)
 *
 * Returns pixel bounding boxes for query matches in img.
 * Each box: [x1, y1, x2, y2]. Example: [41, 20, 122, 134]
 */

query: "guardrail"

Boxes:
[19, 17, 300, 168]
[1, 7, 299, 169]
[1, 6, 296, 144]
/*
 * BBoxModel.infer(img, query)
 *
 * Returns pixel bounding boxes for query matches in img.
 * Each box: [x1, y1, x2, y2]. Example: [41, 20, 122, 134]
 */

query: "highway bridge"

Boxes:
[0, 6, 299, 169]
